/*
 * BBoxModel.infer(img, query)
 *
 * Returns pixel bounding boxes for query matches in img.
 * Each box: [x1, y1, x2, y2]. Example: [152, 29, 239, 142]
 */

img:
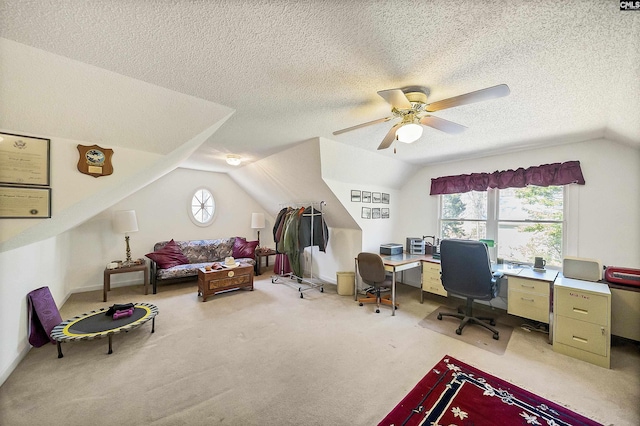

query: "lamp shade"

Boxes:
[113, 210, 139, 234]
[251, 212, 265, 229]
[396, 123, 423, 143]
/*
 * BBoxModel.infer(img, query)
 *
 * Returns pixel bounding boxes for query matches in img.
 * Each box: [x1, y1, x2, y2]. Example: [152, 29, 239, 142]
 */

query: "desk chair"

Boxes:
[356, 252, 398, 313]
[437, 239, 503, 340]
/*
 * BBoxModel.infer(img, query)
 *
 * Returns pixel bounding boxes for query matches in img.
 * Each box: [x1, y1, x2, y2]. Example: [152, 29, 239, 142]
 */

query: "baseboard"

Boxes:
[0, 344, 31, 387]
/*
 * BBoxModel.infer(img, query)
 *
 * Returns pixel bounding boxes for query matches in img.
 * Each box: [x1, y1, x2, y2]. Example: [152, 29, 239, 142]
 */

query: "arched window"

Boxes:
[189, 188, 215, 226]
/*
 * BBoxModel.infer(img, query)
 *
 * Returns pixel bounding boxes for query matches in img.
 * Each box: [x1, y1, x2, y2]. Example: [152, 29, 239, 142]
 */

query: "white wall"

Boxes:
[0, 234, 72, 385]
[67, 168, 274, 292]
[0, 167, 271, 385]
[3, 136, 638, 387]
[397, 138, 640, 269]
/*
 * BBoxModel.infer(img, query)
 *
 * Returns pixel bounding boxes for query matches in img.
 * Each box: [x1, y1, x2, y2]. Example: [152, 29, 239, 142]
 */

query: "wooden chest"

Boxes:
[197, 264, 254, 302]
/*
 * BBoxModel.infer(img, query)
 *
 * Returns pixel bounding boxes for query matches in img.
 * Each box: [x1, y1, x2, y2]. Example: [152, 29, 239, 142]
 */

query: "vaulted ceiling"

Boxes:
[1, 1, 638, 172]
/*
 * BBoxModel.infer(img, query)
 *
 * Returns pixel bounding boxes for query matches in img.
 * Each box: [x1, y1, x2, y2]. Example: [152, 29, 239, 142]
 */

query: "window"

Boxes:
[189, 188, 215, 226]
[441, 191, 487, 240]
[440, 186, 564, 266]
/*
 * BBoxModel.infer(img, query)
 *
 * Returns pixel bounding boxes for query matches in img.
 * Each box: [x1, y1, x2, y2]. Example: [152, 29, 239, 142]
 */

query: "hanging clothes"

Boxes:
[282, 207, 304, 277]
[299, 206, 329, 252]
[272, 207, 289, 246]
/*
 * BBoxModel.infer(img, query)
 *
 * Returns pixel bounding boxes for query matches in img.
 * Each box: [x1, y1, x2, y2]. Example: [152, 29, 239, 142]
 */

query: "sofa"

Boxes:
[146, 237, 257, 293]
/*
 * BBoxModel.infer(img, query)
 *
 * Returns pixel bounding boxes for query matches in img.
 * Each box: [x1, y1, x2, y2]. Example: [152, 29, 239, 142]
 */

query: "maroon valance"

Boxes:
[430, 160, 585, 195]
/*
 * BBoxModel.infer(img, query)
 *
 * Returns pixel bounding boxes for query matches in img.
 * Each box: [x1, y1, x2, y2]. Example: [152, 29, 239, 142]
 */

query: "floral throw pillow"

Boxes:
[145, 239, 189, 269]
[233, 237, 259, 259]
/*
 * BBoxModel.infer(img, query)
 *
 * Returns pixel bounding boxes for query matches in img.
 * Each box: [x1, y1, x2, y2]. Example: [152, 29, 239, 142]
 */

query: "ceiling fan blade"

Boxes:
[377, 123, 403, 150]
[333, 117, 394, 135]
[425, 84, 510, 112]
[377, 89, 412, 110]
[419, 115, 467, 134]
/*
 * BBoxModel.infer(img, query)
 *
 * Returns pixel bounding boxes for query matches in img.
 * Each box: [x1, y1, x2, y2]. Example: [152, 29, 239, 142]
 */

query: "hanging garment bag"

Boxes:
[274, 253, 292, 275]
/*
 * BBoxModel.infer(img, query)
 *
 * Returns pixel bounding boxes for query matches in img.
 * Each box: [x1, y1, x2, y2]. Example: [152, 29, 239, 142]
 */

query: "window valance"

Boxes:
[430, 160, 585, 195]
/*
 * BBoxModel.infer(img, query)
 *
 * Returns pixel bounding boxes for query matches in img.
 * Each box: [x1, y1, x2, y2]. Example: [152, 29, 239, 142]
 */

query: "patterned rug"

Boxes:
[379, 355, 601, 426]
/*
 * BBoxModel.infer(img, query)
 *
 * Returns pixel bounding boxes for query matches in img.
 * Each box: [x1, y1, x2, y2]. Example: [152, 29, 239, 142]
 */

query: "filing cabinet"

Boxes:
[422, 261, 447, 297]
[553, 275, 610, 368]
[507, 276, 551, 324]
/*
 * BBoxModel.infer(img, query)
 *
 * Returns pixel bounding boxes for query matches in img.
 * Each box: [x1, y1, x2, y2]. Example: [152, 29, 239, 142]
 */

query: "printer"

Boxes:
[380, 243, 403, 255]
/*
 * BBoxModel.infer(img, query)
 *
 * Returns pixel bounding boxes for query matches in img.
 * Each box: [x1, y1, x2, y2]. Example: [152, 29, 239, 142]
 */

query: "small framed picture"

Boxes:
[382, 193, 390, 204]
[362, 191, 371, 203]
[372, 192, 381, 203]
[351, 190, 361, 202]
[381, 208, 389, 219]
[372, 208, 381, 219]
[361, 207, 371, 219]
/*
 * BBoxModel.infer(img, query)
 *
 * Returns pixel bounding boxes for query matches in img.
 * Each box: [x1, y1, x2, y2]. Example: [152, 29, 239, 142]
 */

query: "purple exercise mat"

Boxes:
[27, 286, 62, 347]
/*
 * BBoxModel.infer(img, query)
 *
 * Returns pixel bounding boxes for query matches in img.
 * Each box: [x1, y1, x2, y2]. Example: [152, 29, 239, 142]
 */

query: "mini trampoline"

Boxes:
[50, 302, 158, 358]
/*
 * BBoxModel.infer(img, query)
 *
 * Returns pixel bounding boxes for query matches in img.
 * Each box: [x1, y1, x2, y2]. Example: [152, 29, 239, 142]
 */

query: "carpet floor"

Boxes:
[1, 273, 639, 425]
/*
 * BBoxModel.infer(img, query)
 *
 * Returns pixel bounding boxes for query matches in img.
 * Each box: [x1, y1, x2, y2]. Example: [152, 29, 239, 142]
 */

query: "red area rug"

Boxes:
[379, 355, 601, 426]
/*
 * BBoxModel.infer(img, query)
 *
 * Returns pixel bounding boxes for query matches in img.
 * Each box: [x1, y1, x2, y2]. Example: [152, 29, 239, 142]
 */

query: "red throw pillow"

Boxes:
[145, 239, 189, 269]
[233, 237, 259, 259]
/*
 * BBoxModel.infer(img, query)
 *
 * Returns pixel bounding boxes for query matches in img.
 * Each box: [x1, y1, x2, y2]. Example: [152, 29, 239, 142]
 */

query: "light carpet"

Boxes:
[0, 275, 638, 425]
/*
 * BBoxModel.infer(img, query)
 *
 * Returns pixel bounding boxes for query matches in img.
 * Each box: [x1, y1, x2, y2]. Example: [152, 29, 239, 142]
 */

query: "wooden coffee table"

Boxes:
[197, 263, 254, 302]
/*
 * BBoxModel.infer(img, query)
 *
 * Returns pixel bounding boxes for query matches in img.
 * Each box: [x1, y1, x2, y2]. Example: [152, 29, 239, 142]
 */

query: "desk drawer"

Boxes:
[508, 289, 549, 323]
[555, 316, 608, 356]
[423, 278, 447, 296]
[555, 287, 608, 325]
[423, 262, 440, 274]
[422, 263, 446, 296]
[509, 277, 549, 295]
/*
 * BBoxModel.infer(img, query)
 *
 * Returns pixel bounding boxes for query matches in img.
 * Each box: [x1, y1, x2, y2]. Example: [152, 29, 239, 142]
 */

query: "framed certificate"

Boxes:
[0, 132, 50, 186]
[0, 185, 51, 218]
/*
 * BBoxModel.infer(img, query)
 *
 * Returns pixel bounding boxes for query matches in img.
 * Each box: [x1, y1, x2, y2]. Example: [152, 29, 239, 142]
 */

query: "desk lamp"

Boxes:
[113, 210, 139, 266]
[251, 212, 265, 248]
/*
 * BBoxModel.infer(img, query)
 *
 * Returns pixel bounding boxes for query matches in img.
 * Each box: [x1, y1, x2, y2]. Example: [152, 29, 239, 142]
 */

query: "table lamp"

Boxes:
[113, 210, 139, 266]
[251, 212, 265, 248]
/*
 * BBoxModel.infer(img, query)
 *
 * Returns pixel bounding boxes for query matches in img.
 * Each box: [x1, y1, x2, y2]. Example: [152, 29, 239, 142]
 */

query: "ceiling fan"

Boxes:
[333, 84, 510, 150]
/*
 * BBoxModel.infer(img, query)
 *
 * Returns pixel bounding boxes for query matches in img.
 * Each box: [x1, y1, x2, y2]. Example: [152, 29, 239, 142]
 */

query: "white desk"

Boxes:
[355, 253, 558, 322]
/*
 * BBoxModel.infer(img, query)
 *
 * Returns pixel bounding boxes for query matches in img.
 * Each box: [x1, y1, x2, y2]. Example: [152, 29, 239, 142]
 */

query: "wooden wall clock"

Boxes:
[77, 144, 113, 178]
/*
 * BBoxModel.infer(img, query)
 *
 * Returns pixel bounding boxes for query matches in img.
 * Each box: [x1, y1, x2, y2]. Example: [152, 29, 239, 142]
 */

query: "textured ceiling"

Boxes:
[1, 1, 638, 172]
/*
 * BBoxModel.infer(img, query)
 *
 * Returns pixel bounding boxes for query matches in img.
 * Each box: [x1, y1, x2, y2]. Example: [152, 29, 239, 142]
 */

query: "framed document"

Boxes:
[0, 132, 50, 186]
[0, 185, 51, 218]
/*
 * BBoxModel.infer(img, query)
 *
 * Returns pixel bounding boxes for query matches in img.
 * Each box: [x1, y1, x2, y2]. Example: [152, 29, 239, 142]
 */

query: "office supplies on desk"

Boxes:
[534, 257, 546, 270]
[604, 266, 640, 288]
[380, 243, 402, 255]
[406, 237, 426, 254]
[432, 240, 441, 259]
[562, 256, 602, 281]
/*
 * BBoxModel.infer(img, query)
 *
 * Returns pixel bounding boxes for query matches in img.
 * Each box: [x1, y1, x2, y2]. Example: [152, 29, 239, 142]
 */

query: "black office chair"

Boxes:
[437, 239, 503, 340]
[356, 252, 398, 313]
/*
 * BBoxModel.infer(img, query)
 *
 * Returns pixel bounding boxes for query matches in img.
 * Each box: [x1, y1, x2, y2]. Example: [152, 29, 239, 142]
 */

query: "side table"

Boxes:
[103, 262, 149, 302]
[255, 248, 277, 275]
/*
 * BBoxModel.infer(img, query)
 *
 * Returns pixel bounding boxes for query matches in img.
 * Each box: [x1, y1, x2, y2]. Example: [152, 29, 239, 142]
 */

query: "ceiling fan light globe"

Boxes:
[226, 154, 242, 166]
[396, 123, 423, 143]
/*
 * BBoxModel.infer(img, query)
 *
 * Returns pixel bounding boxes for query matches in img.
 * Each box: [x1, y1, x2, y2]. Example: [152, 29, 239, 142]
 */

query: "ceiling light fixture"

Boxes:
[226, 154, 242, 166]
[395, 122, 423, 143]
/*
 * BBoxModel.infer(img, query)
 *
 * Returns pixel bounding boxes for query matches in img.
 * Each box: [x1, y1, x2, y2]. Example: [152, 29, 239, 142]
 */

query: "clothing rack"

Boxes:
[271, 201, 327, 298]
